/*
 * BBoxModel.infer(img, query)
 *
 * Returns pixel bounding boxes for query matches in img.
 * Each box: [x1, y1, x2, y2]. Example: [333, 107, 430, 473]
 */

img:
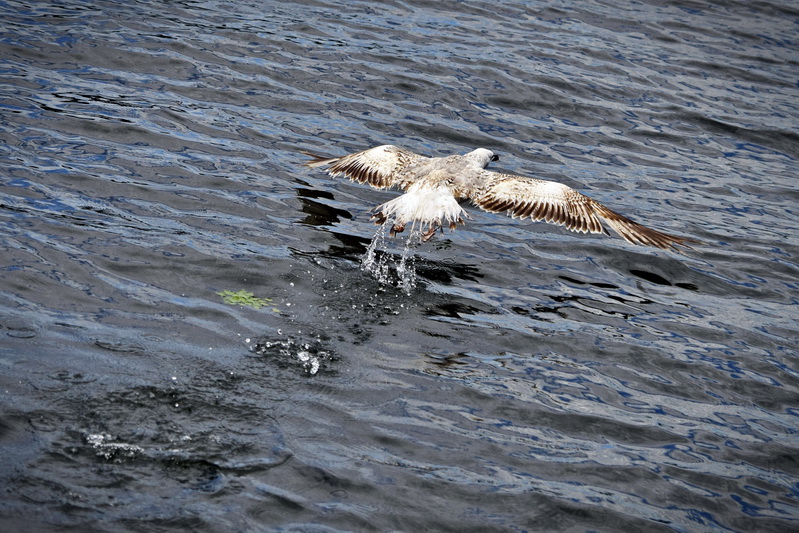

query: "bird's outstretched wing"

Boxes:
[301, 145, 427, 190]
[470, 170, 700, 251]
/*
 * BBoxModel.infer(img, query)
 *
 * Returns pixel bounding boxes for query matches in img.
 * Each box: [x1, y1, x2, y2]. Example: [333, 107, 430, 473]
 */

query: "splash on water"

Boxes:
[361, 222, 420, 294]
[86, 433, 145, 461]
[247, 335, 335, 376]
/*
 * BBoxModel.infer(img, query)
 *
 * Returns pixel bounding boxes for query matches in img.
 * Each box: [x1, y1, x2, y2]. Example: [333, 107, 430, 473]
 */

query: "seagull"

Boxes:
[301, 145, 700, 251]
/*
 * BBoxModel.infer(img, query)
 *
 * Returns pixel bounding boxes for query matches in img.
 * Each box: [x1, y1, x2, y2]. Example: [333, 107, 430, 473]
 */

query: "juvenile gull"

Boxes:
[302, 145, 699, 251]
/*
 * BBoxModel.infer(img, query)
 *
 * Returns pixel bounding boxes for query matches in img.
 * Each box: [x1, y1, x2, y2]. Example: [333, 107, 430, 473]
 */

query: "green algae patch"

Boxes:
[217, 290, 274, 310]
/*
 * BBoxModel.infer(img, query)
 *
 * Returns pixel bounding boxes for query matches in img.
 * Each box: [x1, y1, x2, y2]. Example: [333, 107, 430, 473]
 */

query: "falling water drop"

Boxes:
[361, 221, 419, 294]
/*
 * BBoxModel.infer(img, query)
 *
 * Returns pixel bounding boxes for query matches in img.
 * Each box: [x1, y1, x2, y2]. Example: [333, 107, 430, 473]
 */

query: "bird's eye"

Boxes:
[491, 154, 499, 162]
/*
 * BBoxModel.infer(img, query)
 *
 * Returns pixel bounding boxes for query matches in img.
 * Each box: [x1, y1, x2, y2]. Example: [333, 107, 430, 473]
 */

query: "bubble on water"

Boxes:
[86, 433, 144, 460]
[296, 349, 321, 375]
[249, 335, 334, 376]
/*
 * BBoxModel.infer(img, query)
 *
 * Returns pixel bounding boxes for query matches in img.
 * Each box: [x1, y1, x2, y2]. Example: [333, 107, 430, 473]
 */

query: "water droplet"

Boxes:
[361, 222, 419, 293]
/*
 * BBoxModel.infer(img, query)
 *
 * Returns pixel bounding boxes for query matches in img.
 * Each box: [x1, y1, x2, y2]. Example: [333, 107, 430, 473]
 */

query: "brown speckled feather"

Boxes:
[301, 145, 426, 190]
[472, 170, 699, 251]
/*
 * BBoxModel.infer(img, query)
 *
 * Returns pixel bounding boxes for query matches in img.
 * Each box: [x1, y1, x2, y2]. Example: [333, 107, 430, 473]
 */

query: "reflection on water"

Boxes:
[2, 0, 799, 531]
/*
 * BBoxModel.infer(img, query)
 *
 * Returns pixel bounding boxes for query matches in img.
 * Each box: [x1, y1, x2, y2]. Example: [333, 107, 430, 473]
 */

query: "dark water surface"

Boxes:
[2, 1, 798, 531]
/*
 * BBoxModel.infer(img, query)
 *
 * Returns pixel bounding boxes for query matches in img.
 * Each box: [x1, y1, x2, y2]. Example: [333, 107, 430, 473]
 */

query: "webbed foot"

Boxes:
[421, 224, 439, 242]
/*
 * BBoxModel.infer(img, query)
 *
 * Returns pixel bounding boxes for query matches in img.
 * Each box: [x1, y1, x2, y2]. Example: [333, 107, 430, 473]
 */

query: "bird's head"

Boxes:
[465, 148, 499, 168]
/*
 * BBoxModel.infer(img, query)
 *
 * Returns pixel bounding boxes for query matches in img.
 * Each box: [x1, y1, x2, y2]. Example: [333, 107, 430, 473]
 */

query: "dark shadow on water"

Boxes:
[294, 229, 485, 287]
[558, 274, 620, 291]
[295, 189, 353, 228]
[416, 260, 483, 284]
[629, 269, 699, 291]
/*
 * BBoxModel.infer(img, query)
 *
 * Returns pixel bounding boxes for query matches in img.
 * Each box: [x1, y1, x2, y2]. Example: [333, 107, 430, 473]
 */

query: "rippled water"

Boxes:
[2, 0, 798, 531]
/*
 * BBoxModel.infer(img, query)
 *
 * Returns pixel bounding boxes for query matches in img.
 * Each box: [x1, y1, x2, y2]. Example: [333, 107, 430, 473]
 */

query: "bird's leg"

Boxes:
[448, 217, 465, 231]
[371, 211, 387, 225]
[390, 223, 405, 237]
[421, 223, 439, 242]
